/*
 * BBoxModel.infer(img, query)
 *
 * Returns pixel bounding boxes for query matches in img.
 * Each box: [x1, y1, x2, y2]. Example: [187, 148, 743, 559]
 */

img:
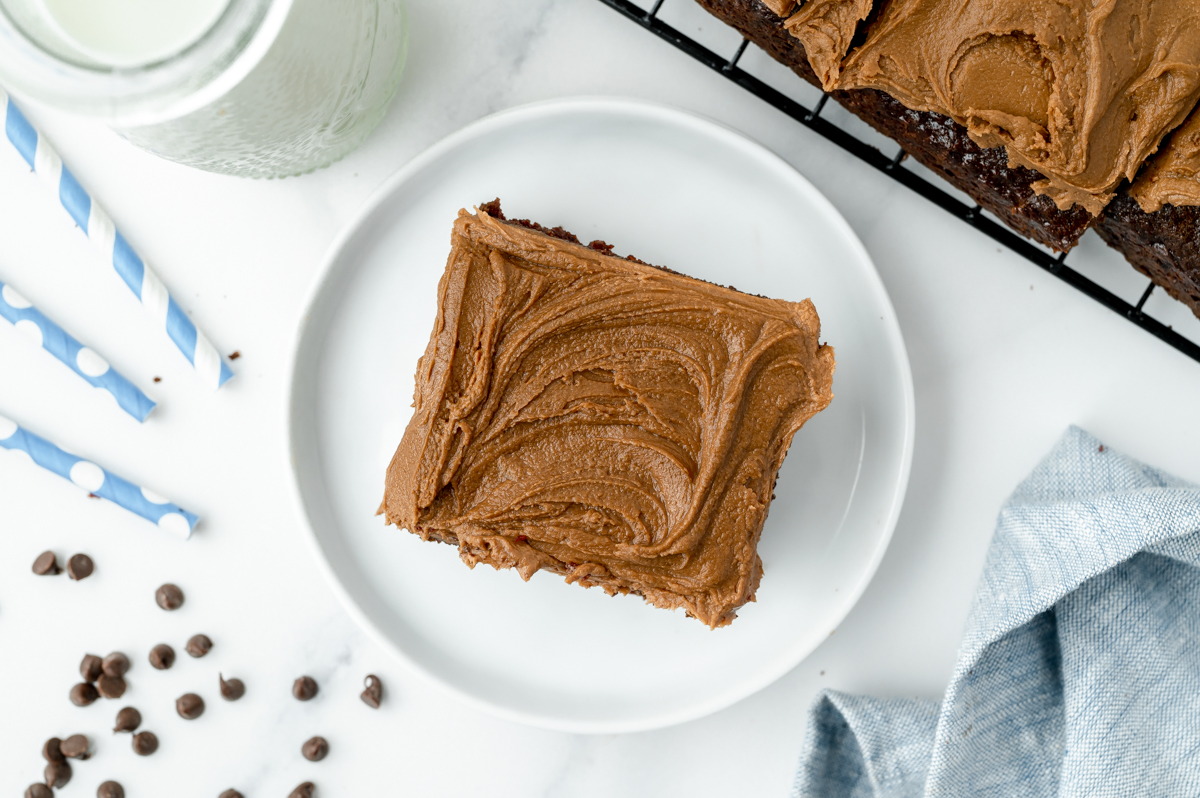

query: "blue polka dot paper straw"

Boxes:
[0, 414, 197, 539]
[0, 88, 233, 390]
[0, 281, 156, 422]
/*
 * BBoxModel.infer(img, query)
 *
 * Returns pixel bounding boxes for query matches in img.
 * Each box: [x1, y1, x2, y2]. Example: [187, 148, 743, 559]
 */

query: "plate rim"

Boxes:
[283, 95, 916, 733]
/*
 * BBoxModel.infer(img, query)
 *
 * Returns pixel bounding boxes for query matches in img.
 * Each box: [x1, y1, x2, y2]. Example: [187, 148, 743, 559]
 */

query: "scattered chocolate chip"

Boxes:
[80, 654, 103, 683]
[176, 693, 205, 719]
[97, 781, 125, 798]
[67, 554, 94, 580]
[289, 783, 315, 798]
[60, 734, 89, 759]
[32, 551, 61, 575]
[132, 731, 158, 755]
[149, 643, 176, 670]
[185, 634, 213, 658]
[292, 676, 318, 701]
[97, 674, 127, 699]
[102, 651, 130, 677]
[301, 736, 329, 762]
[114, 706, 141, 732]
[219, 674, 245, 701]
[361, 674, 383, 708]
[70, 682, 99, 706]
[155, 583, 184, 610]
[44, 760, 71, 788]
[228, 351, 241, 360]
[153, 376, 162, 383]
[42, 737, 63, 762]
[25, 784, 52, 798]
[218, 791, 244, 798]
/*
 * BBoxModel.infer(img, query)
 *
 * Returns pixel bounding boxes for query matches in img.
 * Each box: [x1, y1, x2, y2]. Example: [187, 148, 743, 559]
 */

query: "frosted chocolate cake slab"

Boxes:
[787, 0, 1200, 215]
[697, 0, 1200, 320]
[379, 201, 835, 628]
[695, 0, 1094, 252]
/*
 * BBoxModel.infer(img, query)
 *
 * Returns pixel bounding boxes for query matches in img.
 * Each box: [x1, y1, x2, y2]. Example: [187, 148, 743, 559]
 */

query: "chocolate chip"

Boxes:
[149, 643, 175, 670]
[176, 693, 204, 719]
[97, 674, 127, 699]
[292, 676, 318, 701]
[70, 682, 99, 706]
[113, 706, 141, 732]
[361, 674, 383, 708]
[44, 760, 71, 788]
[42, 737, 63, 762]
[289, 783, 315, 798]
[228, 351, 241, 360]
[155, 583, 184, 610]
[80, 654, 103, 683]
[218, 791, 244, 798]
[97, 781, 125, 798]
[301, 736, 329, 762]
[32, 551, 61, 575]
[67, 554, 94, 580]
[219, 674, 245, 701]
[60, 734, 89, 759]
[102, 651, 130, 677]
[185, 634, 213, 658]
[132, 731, 158, 755]
[24, 784, 52, 798]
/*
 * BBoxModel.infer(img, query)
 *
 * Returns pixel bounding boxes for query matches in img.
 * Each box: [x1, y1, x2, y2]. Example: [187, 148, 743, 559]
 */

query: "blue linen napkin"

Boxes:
[794, 426, 1200, 798]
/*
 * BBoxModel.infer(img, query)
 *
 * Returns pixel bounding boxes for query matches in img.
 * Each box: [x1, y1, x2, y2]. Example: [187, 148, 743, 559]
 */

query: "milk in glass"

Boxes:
[0, 0, 407, 177]
[38, 0, 232, 67]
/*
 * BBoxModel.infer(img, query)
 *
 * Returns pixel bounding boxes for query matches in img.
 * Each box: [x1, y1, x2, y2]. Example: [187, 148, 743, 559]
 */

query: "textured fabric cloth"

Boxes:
[794, 426, 1200, 798]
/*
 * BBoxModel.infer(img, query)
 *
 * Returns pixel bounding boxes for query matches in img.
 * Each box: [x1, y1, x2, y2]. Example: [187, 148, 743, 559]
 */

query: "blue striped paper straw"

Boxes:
[0, 413, 197, 539]
[0, 281, 156, 422]
[0, 88, 233, 390]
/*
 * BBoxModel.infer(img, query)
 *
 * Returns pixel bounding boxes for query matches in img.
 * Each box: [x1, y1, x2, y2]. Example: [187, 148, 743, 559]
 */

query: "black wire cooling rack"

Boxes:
[596, 0, 1200, 364]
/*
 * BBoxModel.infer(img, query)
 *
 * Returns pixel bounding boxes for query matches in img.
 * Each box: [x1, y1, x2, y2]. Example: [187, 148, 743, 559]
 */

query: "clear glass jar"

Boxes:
[0, 0, 407, 177]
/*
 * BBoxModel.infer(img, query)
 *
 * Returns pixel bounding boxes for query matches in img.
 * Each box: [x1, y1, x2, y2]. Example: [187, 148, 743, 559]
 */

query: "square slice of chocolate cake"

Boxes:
[379, 201, 835, 628]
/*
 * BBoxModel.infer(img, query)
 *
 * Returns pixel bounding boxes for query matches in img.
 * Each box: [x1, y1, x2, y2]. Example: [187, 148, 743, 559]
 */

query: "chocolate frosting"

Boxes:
[782, 0, 1200, 215]
[785, 0, 875, 89]
[380, 207, 835, 628]
[1129, 107, 1200, 212]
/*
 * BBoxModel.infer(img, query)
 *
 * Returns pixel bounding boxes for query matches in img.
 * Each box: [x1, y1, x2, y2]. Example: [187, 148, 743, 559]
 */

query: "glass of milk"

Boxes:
[0, 0, 407, 177]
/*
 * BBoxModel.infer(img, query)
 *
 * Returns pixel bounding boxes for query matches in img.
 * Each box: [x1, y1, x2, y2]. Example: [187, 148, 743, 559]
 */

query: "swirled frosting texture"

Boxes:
[1129, 107, 1200, 211]
[785, 0, 876, 89]
[782, 0, 1200, 215]
[380, 207, 835, 628]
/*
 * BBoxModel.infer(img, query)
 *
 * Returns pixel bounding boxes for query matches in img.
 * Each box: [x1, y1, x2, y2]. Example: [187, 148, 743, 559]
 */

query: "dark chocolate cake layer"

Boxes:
[1096, 197, 1200, 318]
[694, 0, 1093, 252]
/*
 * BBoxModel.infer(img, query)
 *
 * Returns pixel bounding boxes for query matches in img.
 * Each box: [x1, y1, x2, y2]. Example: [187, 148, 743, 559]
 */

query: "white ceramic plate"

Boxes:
[286, 97, 914, 733]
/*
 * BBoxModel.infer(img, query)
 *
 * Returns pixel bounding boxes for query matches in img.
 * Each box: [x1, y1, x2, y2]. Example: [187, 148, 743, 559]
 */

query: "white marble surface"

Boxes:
[3, 1, 1200, 796]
